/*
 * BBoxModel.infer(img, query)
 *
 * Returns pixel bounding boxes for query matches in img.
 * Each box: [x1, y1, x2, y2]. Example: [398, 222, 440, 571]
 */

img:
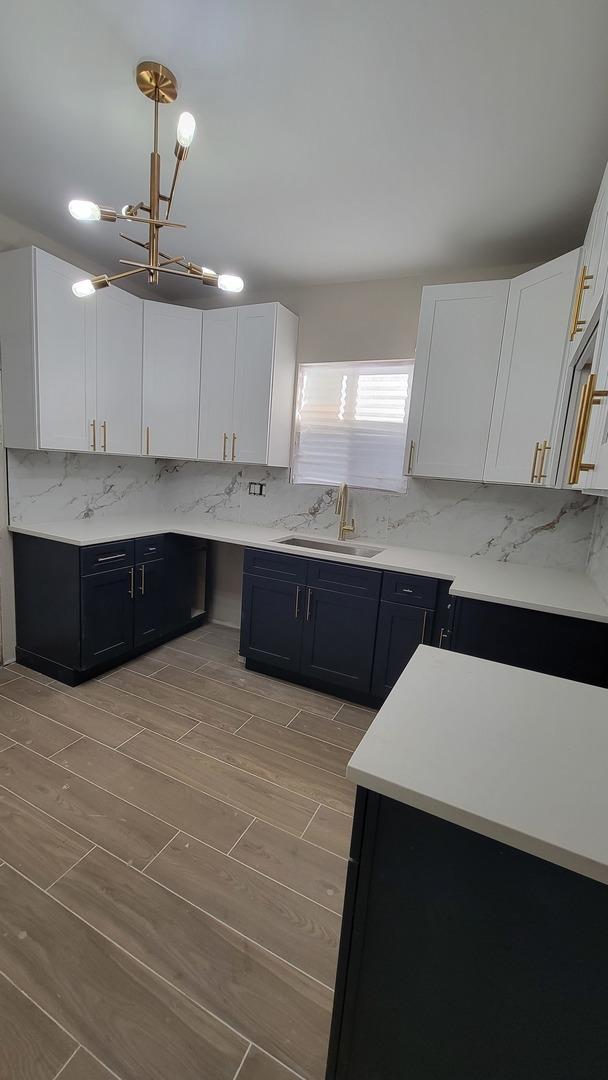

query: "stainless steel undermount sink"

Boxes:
[276, 535, 384, 558]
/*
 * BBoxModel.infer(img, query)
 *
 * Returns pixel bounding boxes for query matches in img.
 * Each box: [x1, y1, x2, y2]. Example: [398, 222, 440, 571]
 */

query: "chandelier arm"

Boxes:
[117, 214, 186, 228]
[164, 158, 182, 220]
[119, 260, 219, 284]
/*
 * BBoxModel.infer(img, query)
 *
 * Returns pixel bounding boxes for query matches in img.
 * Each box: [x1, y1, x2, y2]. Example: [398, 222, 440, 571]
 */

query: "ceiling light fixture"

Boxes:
[68, 61, 244, 299]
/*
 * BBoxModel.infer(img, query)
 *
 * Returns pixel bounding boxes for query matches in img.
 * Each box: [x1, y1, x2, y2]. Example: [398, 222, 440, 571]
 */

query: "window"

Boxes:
[292, 359, 414, 491]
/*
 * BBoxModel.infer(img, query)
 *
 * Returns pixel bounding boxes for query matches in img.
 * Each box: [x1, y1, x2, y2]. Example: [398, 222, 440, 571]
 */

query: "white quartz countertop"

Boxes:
[347, 646, 608, 885]
[9, 513, 608, 623]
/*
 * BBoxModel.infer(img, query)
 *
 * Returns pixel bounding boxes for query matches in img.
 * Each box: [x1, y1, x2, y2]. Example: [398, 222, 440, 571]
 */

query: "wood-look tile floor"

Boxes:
[0, 624, 377, 1080]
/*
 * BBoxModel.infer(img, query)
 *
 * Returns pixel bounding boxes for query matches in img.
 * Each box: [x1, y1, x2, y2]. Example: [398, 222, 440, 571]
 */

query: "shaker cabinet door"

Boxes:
[233, 304, 276, 464]
[300, 588, 378, 693]
[240, 573, 304, 672]
[35, 249, 97, 452]
[199, 306, 237, 462]
[484, 249, 580, 486]
[142, 301, 202, 458]
[406, 280, 509, 481]
[96, 286, 143, 456]
[81, 567, 134, 669]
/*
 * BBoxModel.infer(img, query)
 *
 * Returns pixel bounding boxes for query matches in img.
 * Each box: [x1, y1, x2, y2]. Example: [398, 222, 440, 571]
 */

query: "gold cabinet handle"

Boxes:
[101, 420, 107, 452]
[294, 585, 301, 619]
[222, 432, 228, 461]
[569, 264, 593, 341]
[530, 441, 541, 483]
[537, 439, 551, 482]
[128, 567, 134, 599]
[407, 439, 415, 474]
[90, 419, 96, 451]
[567, 373, 608, 484]
[232, 432, 237, 462]
[306, 587, 313, 621]
[145, 426, 150, 455]
[140, 564, 145, 596]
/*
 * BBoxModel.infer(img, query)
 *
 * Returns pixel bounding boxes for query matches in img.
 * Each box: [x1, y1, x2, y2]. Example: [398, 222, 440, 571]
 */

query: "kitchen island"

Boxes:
[327, 646, 608, 1079]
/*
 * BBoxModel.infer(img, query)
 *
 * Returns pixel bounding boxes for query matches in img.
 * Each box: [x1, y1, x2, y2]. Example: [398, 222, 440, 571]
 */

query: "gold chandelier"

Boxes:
[68, 61, 244, 299]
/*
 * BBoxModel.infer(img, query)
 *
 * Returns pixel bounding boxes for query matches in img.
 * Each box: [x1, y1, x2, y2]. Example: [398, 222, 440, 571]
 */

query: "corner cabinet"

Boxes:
[198, 302, 298, 466]
[406, 280, 509, 481]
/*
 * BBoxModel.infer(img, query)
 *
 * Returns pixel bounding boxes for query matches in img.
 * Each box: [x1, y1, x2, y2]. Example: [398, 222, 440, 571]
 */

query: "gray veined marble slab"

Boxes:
[588, 499, 608, 604]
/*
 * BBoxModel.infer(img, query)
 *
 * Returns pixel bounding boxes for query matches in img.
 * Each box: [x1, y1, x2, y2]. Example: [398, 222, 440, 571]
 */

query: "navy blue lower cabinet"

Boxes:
[327, 789, 608, 1080]
[81, 566, 134, 669]
[133, 558, 166, 649]
[13, 532, 206, 684]
[300, 587, 378, 693]
[371, 601, 432, 698]
[240, 572, 304, 672]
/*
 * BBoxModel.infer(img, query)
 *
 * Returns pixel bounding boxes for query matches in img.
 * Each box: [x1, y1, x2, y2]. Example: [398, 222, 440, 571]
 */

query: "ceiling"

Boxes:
[2, 0, 608, 297]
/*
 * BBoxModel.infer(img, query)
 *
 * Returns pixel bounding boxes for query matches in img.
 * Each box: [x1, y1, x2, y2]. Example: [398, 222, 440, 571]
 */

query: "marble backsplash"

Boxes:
[7, 449, 601, 573]
[588, 500, 608, 602]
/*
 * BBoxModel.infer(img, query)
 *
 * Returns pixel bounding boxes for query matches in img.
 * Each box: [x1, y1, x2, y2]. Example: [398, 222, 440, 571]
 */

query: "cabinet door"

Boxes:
[240, 573, 303, 672]
[578, 163, 608, 336]
[406, 281, 509, 481]
[199, 307, 237, 462]
[300, 588, 378, 693]
[142, 301, 202, 458]
[134, 558, 165, 648]
[96, 287, 143, 456]
[371, 601, 431, 698]
[484, 249, 580, 486]
[233, 304, 276, 464]
[35, 249, 96, 452]
[81, 567, 133, 669]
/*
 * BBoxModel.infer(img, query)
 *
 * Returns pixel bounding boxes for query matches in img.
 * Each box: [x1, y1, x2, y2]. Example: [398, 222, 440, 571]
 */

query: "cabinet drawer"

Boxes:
[81, 540, 134, 576]
[244, 548, 307, 584]
[382, 572, 438, 610]
[307, 559, 381, 599]
[135, 535, 165, 563]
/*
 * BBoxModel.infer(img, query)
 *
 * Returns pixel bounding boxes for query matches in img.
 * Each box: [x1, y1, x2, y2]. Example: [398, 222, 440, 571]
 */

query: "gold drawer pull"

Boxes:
[222, 432, 228, 461]
[101, 420, 107, 452]
[231, 432, 237, 461]
[90, 419, 96, 451]
[537, 439, 551, 483]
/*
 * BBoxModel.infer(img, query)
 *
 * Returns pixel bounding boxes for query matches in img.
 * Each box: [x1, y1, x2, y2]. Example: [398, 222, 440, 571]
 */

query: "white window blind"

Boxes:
[292, 360, 414, 491]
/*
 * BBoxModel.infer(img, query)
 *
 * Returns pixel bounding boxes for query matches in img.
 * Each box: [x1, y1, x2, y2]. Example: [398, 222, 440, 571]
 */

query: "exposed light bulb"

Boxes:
[218, 274, 244, 293]
[121, 204, 132, 216]
[72, 279, 96, 298]
[68, 200, 101, 222]
[176, 112, 196, 148]
[201, 267, 215, 275]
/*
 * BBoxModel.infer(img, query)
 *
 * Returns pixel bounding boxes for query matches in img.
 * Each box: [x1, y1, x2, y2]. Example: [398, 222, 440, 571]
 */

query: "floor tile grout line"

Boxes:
[0, 790, 342, 977]
[50, 1044, 81, 1080]
[286, 709, 303, 728]
[53, 734, 86, 757]
[231, 1042, 253, 1080]
[229, 714, 256, 736]
[146, 666, 302, 724]
[225, 816, 257, 857]
[3, 857, 335, 1057]
[88, 674, 254, 731]
[0, 969, 125, 1080]
[262, 717, 359, 756]
[45, 844, 97, 893]
[0, 741, 15, 752]
[0, 673, 24, 687]
[112, 727, 146, 750]
[140, 828, 181, 874]
[301, 803, 321, 840]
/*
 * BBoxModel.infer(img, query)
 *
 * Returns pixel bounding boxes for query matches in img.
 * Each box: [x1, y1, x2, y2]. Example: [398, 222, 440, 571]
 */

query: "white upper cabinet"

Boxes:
[198, 302, 298, 467]
[571, 162, 608, 347]
[142, 301, 202, 459]
[484, 249, 580, 486]
[0, 247, 96, 452]
[96, 286, 143, 456]
[198, 307, 237, 462]
[406, 280, 509, 481]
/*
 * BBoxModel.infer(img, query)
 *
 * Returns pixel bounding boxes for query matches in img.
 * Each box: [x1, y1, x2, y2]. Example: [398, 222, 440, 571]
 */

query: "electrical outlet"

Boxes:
[248, 481, 266, 496]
